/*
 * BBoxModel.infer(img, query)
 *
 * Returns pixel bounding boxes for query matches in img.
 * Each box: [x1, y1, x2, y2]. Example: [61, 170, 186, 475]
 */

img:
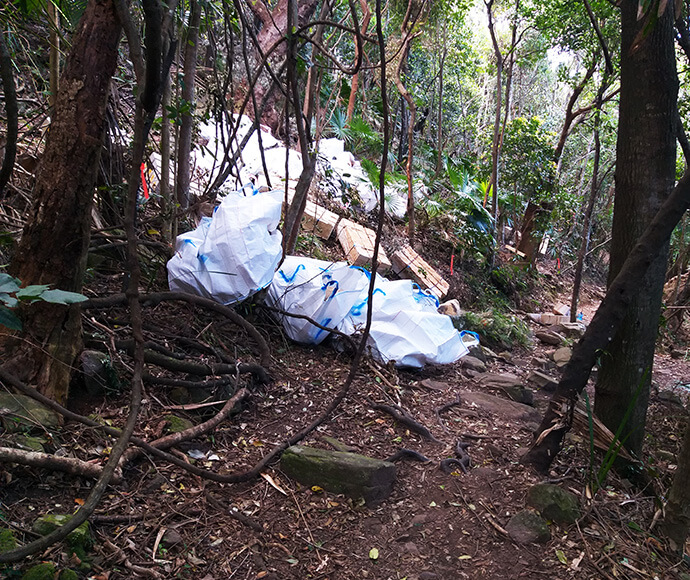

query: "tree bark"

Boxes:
[570, 73, 608, 322]
[0, 30, 18, 198]
[346, 0, 371, 122]
[0, 0, 121, 405]
[175, 0, 201, 210]
[659, 418, 690, 552]
[522, 168, 690, 473]
[593, 1, 678, 456]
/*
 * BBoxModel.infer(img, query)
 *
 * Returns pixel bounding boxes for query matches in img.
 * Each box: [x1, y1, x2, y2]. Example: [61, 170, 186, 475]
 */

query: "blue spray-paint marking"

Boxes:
[313, 317, 333, 342]
[349, 288, 385, 317]
[198, 254, 209, 264]
[183, 239, 198, 247]
[321, 279, 339, 299]
[278, 263, 306, 283]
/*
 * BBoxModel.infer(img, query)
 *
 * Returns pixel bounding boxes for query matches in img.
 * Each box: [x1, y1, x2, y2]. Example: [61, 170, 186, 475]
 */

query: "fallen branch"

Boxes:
[109, 339, 271, 383]
[206, 491, 264, 532]
[0, 446, 122, 483]
[435, 399, 462, 433]
[121, 387, 248, 464]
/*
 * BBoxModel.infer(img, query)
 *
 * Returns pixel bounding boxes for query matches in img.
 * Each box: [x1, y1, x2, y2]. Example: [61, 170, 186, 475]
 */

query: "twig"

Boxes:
[206, 492, 263, 532]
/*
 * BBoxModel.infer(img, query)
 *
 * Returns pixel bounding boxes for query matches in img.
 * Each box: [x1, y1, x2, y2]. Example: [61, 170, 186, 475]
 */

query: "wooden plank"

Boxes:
[391, 245, 449, 299]
[336, 218, 391, 271]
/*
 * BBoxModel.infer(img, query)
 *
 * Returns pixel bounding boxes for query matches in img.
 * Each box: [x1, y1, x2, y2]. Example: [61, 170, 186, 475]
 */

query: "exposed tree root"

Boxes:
[367, 398, 441, 443]
[82, 291, 271, 367]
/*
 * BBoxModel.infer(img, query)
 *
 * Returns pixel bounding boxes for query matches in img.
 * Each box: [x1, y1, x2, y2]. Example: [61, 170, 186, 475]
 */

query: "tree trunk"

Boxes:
[242, 0, 320, 134]
[0, 0, 121, 404]
[434, 26, 446, 177]
[48, 1, 60, 110]
[522, 169, 690, 474]
[593, 1, 678, 457]
[0, 30, 18, 197]
[486, 0, 502, 238]
[659, 418, 690, 552]
[175, 0, 201, 210]
[346, 0, 370, 122]
[570, 74, 608, 322]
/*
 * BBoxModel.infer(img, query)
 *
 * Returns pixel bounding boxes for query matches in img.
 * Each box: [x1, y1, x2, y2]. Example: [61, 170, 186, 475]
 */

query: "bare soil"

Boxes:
[1, 269, 689, 580]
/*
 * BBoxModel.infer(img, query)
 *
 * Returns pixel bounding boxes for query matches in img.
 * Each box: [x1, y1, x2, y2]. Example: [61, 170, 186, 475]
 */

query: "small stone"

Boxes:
[535, 330, 565, 346]
[505, 510, 550, 544]
[497, 351, 513, 363]
[460, 356, 487, 373]
[526, 483, 581, 524]
[657, 390, 683, 406]
[553, 347, 572, 367]
[420, 379, 450, 392]
[162, 528, 183, 547]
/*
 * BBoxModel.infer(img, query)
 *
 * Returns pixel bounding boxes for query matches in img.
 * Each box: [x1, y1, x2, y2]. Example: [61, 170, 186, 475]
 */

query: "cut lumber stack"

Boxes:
[336, 218, 391, 270]
[391, 245, 449, 300]
[301, 201, 340, 240]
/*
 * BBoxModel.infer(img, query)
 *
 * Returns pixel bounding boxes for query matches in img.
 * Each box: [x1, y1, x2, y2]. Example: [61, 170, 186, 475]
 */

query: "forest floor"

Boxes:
[2, 258, 690, 580]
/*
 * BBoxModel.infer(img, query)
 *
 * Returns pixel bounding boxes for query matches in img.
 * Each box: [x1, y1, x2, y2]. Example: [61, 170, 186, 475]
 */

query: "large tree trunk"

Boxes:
[0, 0, 121, 404]
[0, 30, 18, 197]
[593, 1, 678, 456]
[659, 418, 690, 552]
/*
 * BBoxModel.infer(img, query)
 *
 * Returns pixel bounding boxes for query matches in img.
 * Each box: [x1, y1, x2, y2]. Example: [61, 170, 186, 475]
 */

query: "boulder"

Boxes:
[33, 514, 93, 558]
[505, 510, 550, 544]
[503, 385, 534, 406]
[281, 445, 396, 505]
[553, 347, 572, 367]
[20, 563, 56, 580]
[0, 528, 17, 553]
[526, 483, 581, 524]
[164, 415, 194, 434]
[0, 393, 60, 432]
[79, 350, 119, 396]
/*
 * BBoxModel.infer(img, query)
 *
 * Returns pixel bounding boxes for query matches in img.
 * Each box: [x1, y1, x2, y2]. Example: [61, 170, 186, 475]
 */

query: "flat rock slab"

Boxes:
[505, 509, 550, 544]
[526, 483, 581, 524]
[0, 393, 60, 432]
[535, 330, 565, 346]
[553, 346, 572, 367]
[460, 356, 487, 373]
[477, 372, 523, 390]
[281, 445, 396, 505]
[527, 370, 559, 391]
[456, 391, 540, 423]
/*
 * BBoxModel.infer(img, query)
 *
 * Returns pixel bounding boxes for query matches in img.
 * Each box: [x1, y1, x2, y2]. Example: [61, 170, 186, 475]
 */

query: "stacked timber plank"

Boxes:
[391, 245, 449, 300]
[302, 201, 340, 240]
[336, 218, 391, 271]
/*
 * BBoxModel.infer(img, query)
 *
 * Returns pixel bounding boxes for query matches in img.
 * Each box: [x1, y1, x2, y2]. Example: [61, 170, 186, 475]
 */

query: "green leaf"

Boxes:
[39, 289, 89, 304]
[369, 548, 379, 560]
[0, 294, 18, 308]
[556, 550, 567, 565]
[17, 285, 51, 300]
[0, 274, 20, 295]
[0, 306, 22, 330]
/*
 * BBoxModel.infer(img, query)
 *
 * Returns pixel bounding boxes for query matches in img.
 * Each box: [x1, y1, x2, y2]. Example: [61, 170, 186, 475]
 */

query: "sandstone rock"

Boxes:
[468, 345, 487, 363]
[505, 510, 550, 544]
[477, 372, 523, 390]
[456, 391, 541, 422]
[460, 356, 487, 373]
[503, 385, 534, 406]
[527, 370, 559, 392]
[526, 483, 581, 524]
[33, 514, 93, 558]
[0, 394, 60, 432]
[553, 347, 572, 367]
[79, 350, 119, 396]
[20, 563, 56, 580]
[535, 330, 565, 346]
[281, 445, 396, 505]
[420, 379, 450, 392]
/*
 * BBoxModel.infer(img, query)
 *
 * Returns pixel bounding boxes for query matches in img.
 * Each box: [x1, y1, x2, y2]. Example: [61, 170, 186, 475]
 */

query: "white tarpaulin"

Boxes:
[167, 187, 283, 304]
